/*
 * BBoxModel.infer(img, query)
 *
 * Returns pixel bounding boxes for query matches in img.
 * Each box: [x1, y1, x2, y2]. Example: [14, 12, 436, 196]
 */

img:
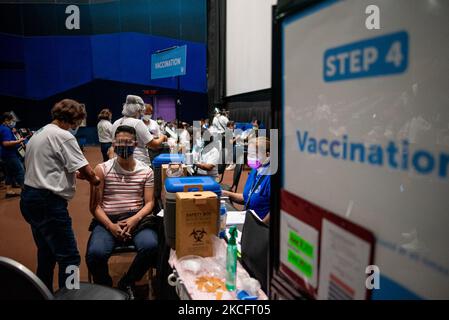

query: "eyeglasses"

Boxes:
[113, 139, 136, 146]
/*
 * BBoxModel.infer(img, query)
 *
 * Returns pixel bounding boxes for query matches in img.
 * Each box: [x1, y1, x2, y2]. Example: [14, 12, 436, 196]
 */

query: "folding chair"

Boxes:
[0, 256, 128, 300]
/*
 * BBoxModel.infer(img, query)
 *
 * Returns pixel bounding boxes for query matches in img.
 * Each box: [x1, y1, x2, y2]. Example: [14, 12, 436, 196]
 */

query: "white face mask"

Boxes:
[69, 126, 79, 136]
[142, 114, 152, 121]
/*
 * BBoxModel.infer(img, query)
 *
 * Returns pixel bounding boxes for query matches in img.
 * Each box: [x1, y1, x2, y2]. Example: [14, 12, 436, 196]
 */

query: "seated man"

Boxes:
[86, 125, 158, 299]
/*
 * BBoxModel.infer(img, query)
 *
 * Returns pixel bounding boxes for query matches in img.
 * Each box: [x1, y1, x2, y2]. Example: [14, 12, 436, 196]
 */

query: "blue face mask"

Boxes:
[114, 146, 135, 159]
[7, 121, 16, 129]
[69, 127, 79, 136]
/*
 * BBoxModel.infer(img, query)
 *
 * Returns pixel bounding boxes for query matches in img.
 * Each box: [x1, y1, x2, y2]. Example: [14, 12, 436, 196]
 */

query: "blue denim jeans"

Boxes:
[86, 212, 159, 287]
[100, 143, 112, 162]
[3, 156, 25, 187]
[20, 185, 81, 292]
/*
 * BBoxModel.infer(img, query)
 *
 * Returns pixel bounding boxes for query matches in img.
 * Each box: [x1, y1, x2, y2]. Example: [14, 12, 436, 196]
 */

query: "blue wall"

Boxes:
[0, 0, 207, 99]
[0, 1, 206, 42]
[0, 33, 26, 98]
[91, 33, 206, 94]
[0, 32, 206, 100]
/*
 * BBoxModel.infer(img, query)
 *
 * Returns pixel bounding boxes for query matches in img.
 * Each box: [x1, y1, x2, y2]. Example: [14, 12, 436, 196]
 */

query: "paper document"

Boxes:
[226, 211, 247, 226]
[317, 219, 371, 300]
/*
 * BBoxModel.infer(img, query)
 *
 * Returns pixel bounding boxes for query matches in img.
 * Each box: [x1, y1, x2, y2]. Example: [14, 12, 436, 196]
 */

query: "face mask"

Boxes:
[142, 114, 152, 121]
[7, 121, 16, 129]
[69, 126, 79, 136]
[114, 145, 135, 159]
[247, 156, 262, 170]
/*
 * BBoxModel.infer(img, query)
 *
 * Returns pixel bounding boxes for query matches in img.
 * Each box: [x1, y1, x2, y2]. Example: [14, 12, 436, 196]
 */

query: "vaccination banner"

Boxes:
[151, 45, 187, 80]
[282, 0, 449, 299]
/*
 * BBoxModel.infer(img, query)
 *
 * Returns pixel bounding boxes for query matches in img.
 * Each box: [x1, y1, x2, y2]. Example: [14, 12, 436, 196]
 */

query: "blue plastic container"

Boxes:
[164, 176, 222, 249]
[152, 153, 185, 168]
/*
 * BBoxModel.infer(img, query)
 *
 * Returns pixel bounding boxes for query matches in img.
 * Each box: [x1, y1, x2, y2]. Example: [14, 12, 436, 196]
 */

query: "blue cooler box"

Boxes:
[152, 153, 185, 199]
[164, 176, 222, 249]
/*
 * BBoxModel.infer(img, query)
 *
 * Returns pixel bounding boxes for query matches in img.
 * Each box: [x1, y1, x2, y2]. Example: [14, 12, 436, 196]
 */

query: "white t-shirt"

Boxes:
[24, 124, 89, 200]
[97, 119, 113, 143]
[147, 119, 161, 138]
[112, 117, 154, 165]
[212, 115, 228, 134]
[197, 145, 220, 177]
[179, 129, 191, 151]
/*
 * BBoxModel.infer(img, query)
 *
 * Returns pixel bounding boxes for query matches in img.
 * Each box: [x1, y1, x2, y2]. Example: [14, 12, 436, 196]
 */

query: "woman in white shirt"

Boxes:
[179, 122, 191, 153]
[194, 130, 220, 178]
[212, 109, 228, 134]
[20, 99, 100, 292]
[142, 104, 161, 138]
[142, 103, 163, 162]
[111, 95, 167, 166]
[97, 109, 113, 162]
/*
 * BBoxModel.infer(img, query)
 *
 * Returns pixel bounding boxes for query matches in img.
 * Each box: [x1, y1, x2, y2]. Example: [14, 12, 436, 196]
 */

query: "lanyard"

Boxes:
[244, 173, 267, 210]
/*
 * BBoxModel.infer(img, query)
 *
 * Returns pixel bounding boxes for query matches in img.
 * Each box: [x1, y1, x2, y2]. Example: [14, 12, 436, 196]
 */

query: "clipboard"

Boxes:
[319, 210, 375, 300]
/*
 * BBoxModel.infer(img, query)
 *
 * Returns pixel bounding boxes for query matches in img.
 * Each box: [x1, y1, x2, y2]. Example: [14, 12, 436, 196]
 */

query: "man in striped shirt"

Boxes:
[86, 125, 158, 299]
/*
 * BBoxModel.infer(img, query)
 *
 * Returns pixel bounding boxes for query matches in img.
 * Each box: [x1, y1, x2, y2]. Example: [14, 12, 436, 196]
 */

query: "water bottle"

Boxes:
[219, 200, 227, 239]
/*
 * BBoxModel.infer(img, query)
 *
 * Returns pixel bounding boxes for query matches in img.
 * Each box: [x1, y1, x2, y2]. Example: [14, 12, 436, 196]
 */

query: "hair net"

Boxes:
[122, 95, 145, 117]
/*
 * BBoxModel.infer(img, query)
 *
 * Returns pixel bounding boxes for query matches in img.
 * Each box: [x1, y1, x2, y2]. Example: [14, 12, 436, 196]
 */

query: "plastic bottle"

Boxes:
[226, 226, 238, 291]
[219, 200, 227, 239]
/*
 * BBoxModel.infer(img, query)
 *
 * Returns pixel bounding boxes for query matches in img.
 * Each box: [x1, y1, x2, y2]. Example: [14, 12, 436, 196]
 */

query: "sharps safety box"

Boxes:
[164, 176, 222, 249]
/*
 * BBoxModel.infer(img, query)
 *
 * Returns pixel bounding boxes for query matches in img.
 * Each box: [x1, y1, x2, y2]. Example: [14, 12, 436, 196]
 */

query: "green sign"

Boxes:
[288, 231, 314, 258]
[288, 249, 313, 279]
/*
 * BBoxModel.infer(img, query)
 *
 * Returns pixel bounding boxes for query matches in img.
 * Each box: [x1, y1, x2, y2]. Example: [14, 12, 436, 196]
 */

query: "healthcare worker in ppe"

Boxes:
[222, 136, 271, 222]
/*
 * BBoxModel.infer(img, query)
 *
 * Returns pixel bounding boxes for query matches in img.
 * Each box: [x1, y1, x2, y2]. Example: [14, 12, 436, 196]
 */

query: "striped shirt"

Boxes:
[100, 159, 154, 216]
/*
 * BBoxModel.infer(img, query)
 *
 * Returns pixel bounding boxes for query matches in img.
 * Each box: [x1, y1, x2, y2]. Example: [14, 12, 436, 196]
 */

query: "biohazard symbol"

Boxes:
[190, 228, 207, 243]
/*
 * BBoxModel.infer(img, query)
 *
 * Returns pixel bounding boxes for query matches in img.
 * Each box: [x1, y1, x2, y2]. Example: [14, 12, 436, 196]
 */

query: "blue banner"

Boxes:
[151, 45, 187, 80]
[323, 31, 408, 82]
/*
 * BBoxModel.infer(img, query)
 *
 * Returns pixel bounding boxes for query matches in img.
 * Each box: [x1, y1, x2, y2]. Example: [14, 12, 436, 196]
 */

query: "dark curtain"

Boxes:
[207, 0, 226, 115]
[227, 99, 272, 130]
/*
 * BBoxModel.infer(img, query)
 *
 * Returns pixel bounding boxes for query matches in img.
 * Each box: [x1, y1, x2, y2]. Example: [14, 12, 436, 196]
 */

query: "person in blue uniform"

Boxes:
[222, 136, 271, 222]
[0, 112, 25, 198]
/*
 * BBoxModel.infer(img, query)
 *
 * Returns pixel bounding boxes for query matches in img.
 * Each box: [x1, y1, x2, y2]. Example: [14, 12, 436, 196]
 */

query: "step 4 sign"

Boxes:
[324, 31, 408, 82]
